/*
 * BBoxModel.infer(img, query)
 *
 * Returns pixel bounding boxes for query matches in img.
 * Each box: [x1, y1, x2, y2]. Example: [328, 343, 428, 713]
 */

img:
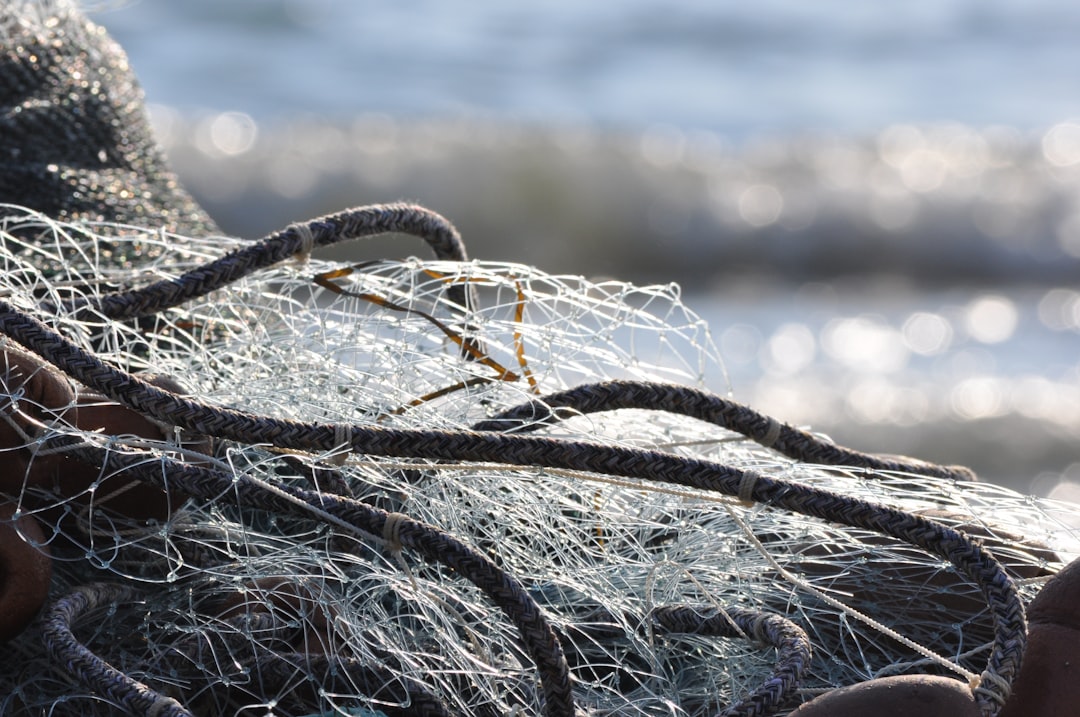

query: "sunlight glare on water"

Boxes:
[901, 312, 953, 356]
[822, 316, 908, 374]
[964, 294, 1019, 344]
[761, 323, 816, 376]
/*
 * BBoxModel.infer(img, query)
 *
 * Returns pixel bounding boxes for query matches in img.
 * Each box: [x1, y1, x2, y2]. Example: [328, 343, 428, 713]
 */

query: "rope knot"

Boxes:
[290, 222, 317, 265]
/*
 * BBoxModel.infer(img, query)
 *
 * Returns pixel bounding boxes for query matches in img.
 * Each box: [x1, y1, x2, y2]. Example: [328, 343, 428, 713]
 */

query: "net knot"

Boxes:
[383, 511, 409, 555]
[737, 470, 761, 507]
[290, 221, 317, 265]
[759, 416, 782, 448]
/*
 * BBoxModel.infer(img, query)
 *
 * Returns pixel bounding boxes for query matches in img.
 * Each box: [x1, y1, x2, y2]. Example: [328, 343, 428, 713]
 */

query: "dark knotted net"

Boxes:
[0, 0, 218, 251]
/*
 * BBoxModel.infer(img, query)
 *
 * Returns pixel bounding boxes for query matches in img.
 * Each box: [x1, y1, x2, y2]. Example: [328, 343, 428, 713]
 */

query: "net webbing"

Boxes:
[0, 203, 1074, 717]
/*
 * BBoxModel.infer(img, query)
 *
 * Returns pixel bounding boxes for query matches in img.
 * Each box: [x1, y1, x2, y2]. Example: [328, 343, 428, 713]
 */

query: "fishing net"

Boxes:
[0, 0, 218, 237]
[2, 2, 1079, 716]
[0, 201, 1076, 717]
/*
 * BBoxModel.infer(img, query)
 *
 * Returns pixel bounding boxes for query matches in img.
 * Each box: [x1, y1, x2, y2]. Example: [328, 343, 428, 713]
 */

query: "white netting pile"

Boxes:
[0, 203, 1076, 717]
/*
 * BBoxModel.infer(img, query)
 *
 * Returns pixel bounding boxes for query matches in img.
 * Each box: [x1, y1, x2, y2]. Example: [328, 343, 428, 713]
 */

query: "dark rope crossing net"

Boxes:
[2, 2, 1077, 715]
[0, 201, 1076, 717]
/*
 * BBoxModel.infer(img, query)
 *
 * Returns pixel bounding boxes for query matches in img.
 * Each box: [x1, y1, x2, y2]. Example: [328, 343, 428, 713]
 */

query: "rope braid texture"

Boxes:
[41, 583, 191, 717]
[0, 209, 1025, 716]
[473, 381, 975, 482]
[0, 4, 1036, 716]
[41, 433, 816, 717]
[650, 605, 812, 717]
[54, 202, 472, 321]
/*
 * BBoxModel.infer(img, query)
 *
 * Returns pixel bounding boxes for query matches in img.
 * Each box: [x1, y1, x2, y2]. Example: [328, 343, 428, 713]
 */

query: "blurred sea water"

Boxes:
[87, 0, 1080, 496]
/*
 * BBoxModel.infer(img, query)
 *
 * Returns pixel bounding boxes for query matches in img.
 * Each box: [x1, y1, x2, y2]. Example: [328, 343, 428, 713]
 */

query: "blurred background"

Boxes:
[88, 0, 1080, 496]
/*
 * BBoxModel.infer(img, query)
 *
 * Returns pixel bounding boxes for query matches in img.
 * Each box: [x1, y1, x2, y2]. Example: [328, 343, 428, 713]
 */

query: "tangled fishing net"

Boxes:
[2, 2, 1080, 716]
[0, 201, 1076, 717]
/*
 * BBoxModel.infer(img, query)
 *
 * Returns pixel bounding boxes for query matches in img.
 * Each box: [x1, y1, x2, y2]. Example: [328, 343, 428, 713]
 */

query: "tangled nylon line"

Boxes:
[0, 203, 1072, 717]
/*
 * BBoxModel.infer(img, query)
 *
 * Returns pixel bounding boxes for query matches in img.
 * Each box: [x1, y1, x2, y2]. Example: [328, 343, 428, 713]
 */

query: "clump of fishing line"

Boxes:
[0, 204, 1074, 717]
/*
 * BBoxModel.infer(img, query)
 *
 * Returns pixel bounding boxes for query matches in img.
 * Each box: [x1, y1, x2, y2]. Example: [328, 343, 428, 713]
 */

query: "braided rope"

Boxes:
[5, 303, 1025, 716]
[0, 215, 1019, 712]
[652, 604, 811, 716]
[49, 435, 575, 717]
[473, 380, 976, 481]
[54, 203, 470, 320]
[40, 583, 192, 717]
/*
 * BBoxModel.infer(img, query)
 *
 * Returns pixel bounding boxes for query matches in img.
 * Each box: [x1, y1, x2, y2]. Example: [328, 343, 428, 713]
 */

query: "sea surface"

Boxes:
[85, 0, 1080, 497]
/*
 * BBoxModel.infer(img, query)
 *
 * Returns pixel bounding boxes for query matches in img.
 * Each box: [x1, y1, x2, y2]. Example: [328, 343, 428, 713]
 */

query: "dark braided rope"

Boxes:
[241, 654, 454, 717]
[54, 203, 470, 320]
[1, 307, 1024, 716]
[473, 379, 975, 481]
[40, 582, 193, 717]
[651, 605, 811, 717]
[49, 435, 575, 717]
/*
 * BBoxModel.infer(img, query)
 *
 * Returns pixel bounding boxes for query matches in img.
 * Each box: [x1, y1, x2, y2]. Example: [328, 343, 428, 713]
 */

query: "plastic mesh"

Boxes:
[0, 204, 1076, 717]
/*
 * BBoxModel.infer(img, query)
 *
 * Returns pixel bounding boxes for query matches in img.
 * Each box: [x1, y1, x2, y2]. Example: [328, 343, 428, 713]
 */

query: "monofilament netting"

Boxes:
[0, 202, 1076, 717]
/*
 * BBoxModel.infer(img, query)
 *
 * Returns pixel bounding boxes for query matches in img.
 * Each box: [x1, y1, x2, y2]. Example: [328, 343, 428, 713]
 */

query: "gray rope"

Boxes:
[40, 582, 192, 717]
[54, 203, 471, 320]
[652, 604, 812, 717]
[49, 434, 575, 717]
[473, 380, 976, 481]
[6, 300, 1024, 716]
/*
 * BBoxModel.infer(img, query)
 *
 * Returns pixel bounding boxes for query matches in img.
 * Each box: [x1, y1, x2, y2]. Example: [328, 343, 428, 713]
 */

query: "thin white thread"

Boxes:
[240, 471, 383, 547]
[645, 559, 752, 644]
[723, 503, 978, 682]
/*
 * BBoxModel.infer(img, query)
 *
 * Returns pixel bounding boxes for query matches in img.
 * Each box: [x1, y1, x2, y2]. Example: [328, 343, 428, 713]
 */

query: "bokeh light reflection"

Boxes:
[738, 184, 784, 227]
[846, 378, 929, 426]
[194, 111, 258, 158]
[950, 376, 1005, 420]
[761, 322, 815, 376]
[822, 316, 908, 373]
[902, 311, 953, 356]
[1042, 122, 1080, 167]
[1037, 288, 1080, 331]
[964, 294, 1018, 344]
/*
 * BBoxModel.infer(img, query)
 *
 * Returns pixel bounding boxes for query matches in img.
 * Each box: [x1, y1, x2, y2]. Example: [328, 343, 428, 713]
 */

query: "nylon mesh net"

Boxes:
[0, 203, 1076, 717]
